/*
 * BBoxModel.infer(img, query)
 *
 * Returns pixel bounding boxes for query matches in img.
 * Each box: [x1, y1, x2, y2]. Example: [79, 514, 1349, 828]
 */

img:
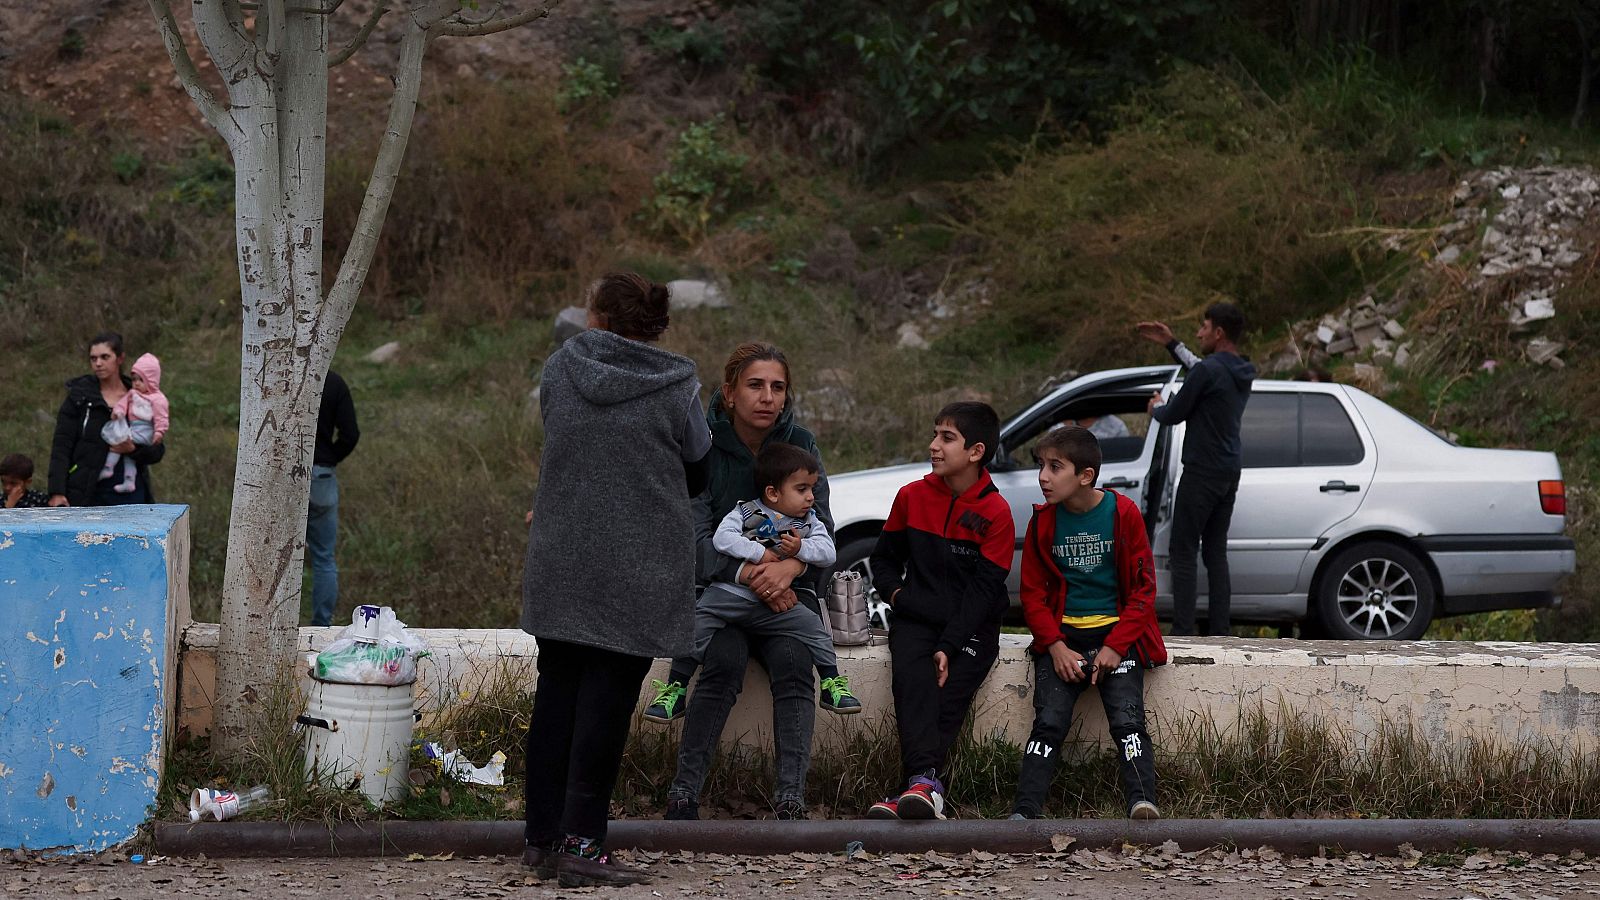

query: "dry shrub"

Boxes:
[963, 66, 1355, 369]
[325, 77, 655, 324]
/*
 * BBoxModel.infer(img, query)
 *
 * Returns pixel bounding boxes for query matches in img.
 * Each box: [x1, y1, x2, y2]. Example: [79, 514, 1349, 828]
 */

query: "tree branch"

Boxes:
[450, 0, 504, 26]
[328, 0, 389, 67]
[264, 0, 286, 54]
[437, 0, 564, 37]
[146, 0, 234, 136]
[191, 0, 257, 84]
[319, 18, 428, 351]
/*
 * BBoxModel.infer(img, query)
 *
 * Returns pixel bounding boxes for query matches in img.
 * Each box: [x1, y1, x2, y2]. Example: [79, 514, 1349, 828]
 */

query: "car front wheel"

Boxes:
[1314, 542, 1435, 640]
[832, 535, 891, 631]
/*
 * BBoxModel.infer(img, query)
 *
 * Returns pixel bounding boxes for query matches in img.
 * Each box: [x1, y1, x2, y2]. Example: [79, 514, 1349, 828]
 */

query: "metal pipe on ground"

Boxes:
[154, 819, 1600, 859]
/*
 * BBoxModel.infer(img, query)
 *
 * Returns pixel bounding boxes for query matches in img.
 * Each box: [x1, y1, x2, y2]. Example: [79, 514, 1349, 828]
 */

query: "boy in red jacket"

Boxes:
[867, 402, 1014, 820]
[1010, 425, 1166, 820]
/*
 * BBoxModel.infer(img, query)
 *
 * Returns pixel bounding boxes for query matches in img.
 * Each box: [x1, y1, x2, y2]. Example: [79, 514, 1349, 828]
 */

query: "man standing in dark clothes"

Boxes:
[1138, 304, 1256, 637]
[308, 369, 360, 626]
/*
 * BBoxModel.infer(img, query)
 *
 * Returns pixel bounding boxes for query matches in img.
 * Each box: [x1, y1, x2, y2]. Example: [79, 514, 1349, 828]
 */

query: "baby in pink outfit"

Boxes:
[100, 353, 171, 493]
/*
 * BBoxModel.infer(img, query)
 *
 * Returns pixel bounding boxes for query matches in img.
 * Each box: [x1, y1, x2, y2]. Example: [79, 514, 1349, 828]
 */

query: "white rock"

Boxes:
[1480, 256, 1518, 277]
[1527, 338, 1564, 366]
[1483, 227, 1505, 247]
[1394, 343, 1413, 369]
[1382, 319, 1406, 340]
[1436, 245, 1462, 264]
[897, 322, 930, 350]
[1315, 325, 1336, 345]
[667, 279, 730, 310]
[1523, 297, 1556, 321]
[364, 341, 401, 364]
[552, 306, 587, 345]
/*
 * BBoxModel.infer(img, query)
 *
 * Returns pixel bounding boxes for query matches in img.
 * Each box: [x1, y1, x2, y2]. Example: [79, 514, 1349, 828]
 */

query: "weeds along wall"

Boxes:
[170, 627, 1600, 821]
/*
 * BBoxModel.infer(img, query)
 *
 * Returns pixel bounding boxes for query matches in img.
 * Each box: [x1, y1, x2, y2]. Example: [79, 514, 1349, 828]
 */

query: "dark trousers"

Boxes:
[1012, 650, 1157, 817]
[888, 618, 999, 785]
[669, 625, 816, 806]
[524, 638, 652, 847]
[92, 476, 149, 505]
[1169, 468, 1240, 636]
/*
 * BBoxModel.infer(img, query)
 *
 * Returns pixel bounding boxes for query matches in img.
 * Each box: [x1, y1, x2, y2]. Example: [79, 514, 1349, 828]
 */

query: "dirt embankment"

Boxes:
[0, 0, 705, 146]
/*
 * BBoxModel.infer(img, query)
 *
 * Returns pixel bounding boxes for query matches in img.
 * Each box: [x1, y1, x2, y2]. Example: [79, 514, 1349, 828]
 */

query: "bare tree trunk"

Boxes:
[148, 0, 566, 760]
[212, 1, 330, 755]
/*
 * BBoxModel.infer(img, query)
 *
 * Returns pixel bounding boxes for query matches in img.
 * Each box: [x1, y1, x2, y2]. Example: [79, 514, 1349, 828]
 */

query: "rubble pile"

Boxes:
[1291, 165, 1598, 373]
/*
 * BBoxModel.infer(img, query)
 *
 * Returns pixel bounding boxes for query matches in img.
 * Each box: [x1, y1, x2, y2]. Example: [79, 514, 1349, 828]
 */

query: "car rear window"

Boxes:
[1240, 392, 1366, 468]
[1240, 394, 1299, 467]
[1300, 393, 1365, 466]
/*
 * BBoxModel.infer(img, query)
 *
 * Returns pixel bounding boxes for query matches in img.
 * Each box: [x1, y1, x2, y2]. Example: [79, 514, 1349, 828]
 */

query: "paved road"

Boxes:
[7, 845, 1600, 898]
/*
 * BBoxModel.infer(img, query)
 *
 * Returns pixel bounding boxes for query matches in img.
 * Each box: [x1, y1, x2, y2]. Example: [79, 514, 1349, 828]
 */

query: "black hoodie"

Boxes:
[48, 373, 166, 505]
[1150, 347, 1257, 474]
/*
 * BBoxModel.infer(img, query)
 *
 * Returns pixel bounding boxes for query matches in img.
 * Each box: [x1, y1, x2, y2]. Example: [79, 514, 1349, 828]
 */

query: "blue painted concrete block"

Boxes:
[0, 505, 191, 853]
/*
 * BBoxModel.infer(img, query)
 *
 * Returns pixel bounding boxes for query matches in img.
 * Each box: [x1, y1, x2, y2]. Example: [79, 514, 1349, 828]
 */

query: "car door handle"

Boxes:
[1320, 480, 1360, 493]
[1104, 477, 1140, 489]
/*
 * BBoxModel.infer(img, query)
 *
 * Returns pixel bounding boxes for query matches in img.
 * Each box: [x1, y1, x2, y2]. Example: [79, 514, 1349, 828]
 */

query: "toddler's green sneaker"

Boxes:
[643, 679, 687, 724]
[819, 675, 862, 715]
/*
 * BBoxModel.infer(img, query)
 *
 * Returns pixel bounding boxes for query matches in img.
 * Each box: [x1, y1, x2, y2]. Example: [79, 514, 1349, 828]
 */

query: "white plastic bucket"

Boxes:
[299, 676, 417, 806]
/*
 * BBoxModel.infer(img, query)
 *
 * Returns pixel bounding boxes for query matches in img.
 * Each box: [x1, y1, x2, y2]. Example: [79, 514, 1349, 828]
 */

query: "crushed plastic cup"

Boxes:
[423, 742, 507, 786]
[351, 604, 384, 643]
[189, 785, 272, 822]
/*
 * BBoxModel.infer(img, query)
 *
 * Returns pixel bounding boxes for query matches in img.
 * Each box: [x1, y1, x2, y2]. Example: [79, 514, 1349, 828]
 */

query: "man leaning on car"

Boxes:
[1139, 304, 1257, 637]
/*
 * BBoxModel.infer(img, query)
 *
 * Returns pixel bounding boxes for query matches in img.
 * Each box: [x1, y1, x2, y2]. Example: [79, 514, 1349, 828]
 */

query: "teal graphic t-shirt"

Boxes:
[1052, 490, 1118, 628]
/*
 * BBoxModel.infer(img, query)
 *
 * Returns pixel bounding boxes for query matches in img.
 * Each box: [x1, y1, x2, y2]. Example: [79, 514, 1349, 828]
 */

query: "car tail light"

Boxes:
[1539, 480, 1566, 516]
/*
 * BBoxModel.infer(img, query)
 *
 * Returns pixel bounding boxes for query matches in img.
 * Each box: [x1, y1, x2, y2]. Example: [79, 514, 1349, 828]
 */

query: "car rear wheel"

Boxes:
[831, 535, 891, 631]
[1314, 542, 1435, 640]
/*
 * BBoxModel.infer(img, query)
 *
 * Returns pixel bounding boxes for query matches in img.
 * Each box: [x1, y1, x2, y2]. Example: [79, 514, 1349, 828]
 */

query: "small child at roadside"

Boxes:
[1, 454, 49, 509]
[1008, 425, 1166, 821]
[866, 401, 1014, 821]
[100, 353, 170, 493]
[645, 443, 862, 722]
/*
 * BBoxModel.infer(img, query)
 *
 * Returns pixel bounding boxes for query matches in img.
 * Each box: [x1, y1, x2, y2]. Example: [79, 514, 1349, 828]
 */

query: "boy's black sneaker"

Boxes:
[643, 679, 687, 724]
[1130, 800, 1161, 820]
[775, 799, 807, 820]
[664, 796, 699, 820]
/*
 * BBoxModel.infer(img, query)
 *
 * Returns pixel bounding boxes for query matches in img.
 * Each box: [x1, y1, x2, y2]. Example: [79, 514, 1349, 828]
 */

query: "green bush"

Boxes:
[556, 57, 618, 111]
[644, 22, 727, 67]
[648, 116, 751, 241]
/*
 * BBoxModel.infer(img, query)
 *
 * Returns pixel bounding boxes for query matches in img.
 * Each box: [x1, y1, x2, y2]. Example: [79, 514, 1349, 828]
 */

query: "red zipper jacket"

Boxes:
[1020, 489, 1167, 667]
[870, 471, 1015, 657]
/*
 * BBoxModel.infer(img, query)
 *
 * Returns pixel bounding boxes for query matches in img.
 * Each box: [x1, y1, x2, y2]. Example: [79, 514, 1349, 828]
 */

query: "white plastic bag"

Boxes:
[314, 605, 430, 685]
[101, 417, 133, 446]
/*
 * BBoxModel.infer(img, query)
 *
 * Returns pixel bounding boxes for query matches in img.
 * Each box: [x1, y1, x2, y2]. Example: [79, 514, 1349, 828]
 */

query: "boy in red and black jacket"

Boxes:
[1010, 425, 1166, 820]
[866, 402, 1014, 820]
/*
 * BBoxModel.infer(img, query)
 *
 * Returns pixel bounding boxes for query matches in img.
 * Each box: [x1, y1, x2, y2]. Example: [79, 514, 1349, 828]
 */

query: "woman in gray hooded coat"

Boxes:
[519, 273, 711, 887]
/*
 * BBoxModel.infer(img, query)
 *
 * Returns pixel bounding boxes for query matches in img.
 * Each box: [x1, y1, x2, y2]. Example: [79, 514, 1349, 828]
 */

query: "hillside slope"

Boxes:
[1, 6, 1595, 639]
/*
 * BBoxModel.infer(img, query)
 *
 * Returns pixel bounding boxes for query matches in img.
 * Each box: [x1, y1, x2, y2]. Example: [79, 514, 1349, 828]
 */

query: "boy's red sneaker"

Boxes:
[865, 798, 900, 820]
[896, 777, 946, 820]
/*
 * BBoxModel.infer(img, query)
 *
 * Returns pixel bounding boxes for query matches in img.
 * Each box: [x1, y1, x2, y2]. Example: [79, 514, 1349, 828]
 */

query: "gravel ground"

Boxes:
[8, 845, 1600, 899]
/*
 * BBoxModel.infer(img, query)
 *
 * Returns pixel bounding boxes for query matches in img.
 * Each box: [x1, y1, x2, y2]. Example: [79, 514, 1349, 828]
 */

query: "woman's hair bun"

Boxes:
[591, 272, 671, 341]
[647, 282, 671, 316]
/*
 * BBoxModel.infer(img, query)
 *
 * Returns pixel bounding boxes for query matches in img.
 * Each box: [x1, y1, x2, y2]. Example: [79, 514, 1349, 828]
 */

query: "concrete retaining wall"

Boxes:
[177, 625, 1600, 753]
